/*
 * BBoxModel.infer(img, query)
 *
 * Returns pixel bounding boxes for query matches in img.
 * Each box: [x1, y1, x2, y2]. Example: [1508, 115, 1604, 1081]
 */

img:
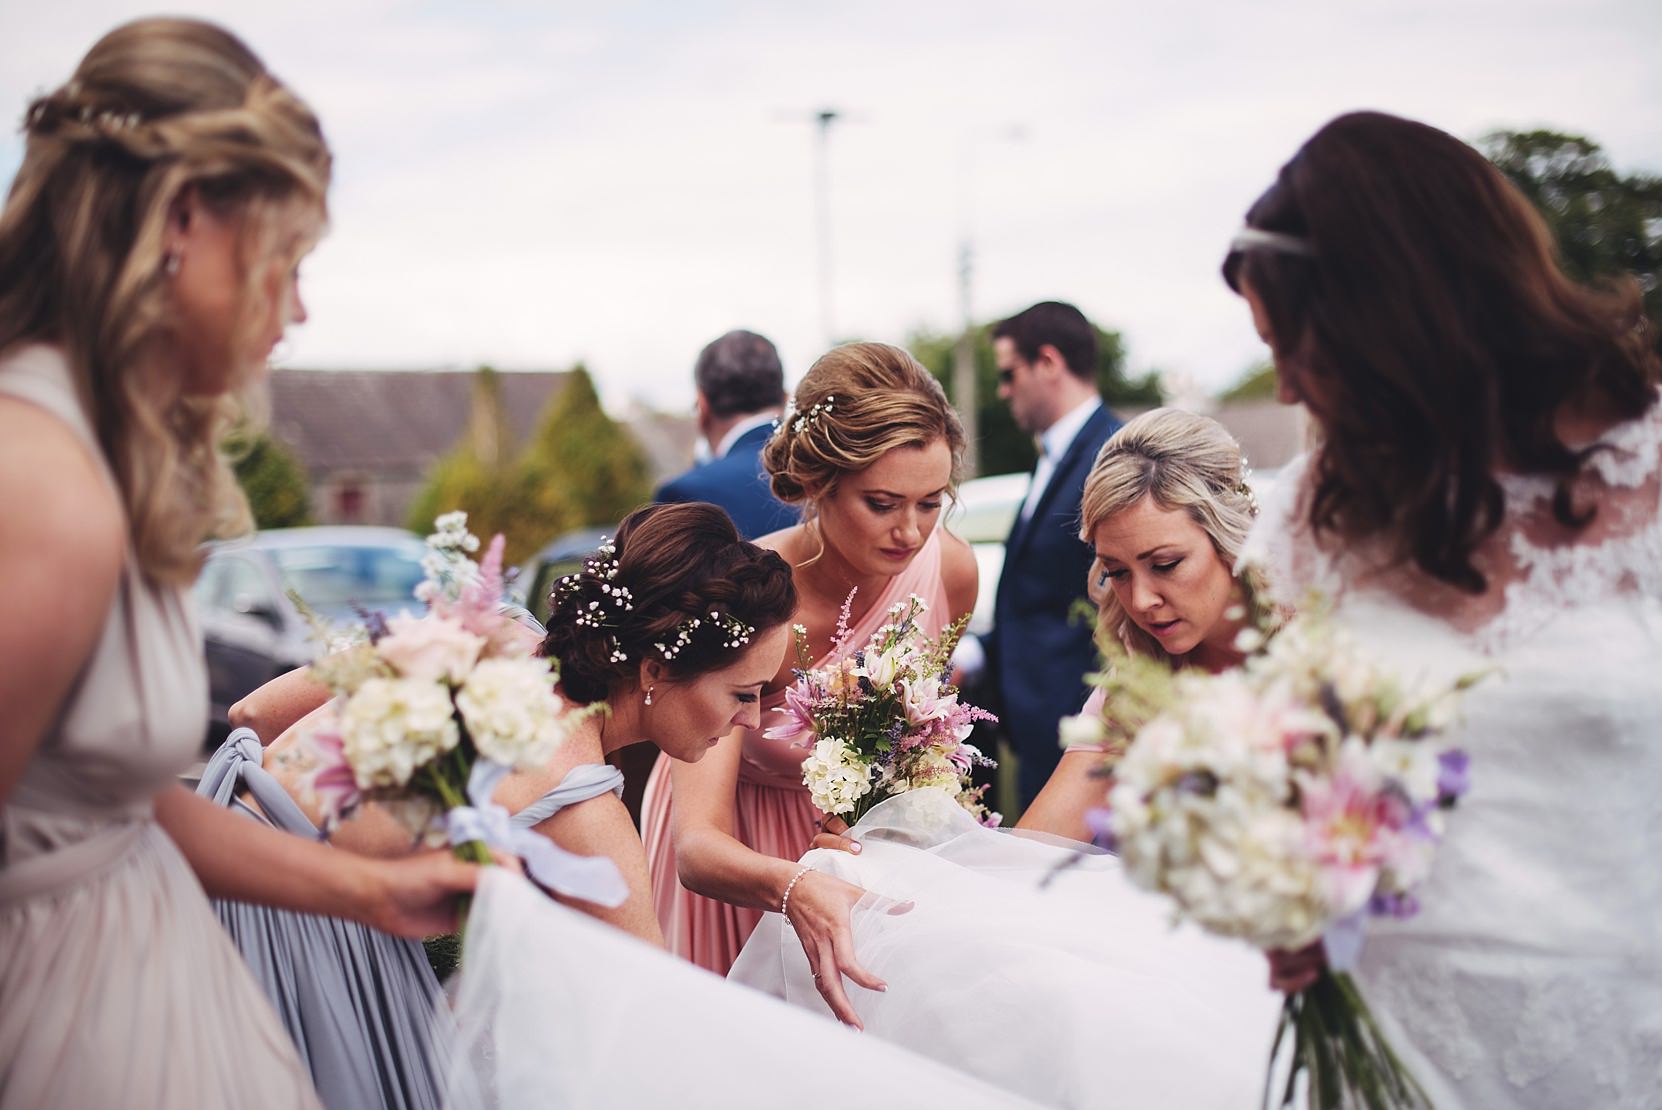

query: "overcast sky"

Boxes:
[4, 0, 1659, 412]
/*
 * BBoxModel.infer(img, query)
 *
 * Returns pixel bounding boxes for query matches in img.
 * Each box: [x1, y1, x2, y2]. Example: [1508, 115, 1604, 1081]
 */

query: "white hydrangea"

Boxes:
[800, 737, 874, 817]
[338, 677, 460, 789]
[1057, 711, 1107, 751]
[455, 656, 570, 769]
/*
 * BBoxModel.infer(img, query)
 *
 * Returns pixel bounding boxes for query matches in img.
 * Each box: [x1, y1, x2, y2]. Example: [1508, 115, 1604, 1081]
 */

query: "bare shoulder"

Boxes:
[938, 528, 979, 619]
[494, 713, 609, 813]
[754, 521, 807, 559]
[0, 396, 124, 592]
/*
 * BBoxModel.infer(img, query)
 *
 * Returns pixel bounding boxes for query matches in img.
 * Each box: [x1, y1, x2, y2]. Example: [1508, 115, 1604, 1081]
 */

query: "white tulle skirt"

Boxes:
[729, 790, 1284, 1109]
[442, 865, 1045, 1109]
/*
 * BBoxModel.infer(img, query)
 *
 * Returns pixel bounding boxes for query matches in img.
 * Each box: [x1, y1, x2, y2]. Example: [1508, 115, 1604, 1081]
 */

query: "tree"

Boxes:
[227, 430, 312, 529]
[1482, 129, 1662, 331]
[513, 364, 651, 528]
[909, 323, 1163, 477]
[1217, 361, 1277, 404]
[406, 366, 578, 565]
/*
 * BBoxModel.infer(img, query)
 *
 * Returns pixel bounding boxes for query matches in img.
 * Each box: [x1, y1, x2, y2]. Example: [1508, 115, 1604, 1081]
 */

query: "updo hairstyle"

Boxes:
[541, 502, 797, 704]
[761, 341, 965, 515]
[1079, 408, 1256, 661]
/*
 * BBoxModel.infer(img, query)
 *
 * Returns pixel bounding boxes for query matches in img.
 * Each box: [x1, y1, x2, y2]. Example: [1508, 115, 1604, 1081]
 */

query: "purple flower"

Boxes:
[764, 682, 819, 748]
[1369, 891, 1421, 919]
[1084, 806, 1118, 853]
[1437, 749, 1471, 804]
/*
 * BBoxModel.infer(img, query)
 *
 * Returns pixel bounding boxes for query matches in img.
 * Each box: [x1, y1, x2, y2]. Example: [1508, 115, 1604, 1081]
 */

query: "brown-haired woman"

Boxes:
[215, 501, 794, 1104]
[1229, 111, 1661, 1107]
[0, 20, 479, 1107]
[641, 341, 978, 1026]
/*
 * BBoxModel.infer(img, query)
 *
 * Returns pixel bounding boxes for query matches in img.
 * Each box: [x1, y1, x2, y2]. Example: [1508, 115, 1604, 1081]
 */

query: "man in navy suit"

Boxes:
[976, 302, 1120, 807]
[655, 329, 800, 540]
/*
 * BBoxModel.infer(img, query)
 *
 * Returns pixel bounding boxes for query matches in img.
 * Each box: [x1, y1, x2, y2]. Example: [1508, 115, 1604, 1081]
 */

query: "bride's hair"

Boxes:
[1223, 110, 1658, 595]
[761, 341, 965, 519]
[541, 502, 797, 704]
[0, 18, 331, 585]
[1080, 409, 1256, 662]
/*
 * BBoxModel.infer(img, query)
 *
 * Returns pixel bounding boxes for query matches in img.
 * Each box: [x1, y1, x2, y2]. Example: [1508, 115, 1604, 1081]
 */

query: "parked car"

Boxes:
[944, 472, 1027, 636]
[516, 526, 615, 627]
[195, 526, 428, 741]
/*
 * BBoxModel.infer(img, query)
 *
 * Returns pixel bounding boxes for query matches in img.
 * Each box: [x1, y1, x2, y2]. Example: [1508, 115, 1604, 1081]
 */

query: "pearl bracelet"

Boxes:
[779, 865, 813, 919]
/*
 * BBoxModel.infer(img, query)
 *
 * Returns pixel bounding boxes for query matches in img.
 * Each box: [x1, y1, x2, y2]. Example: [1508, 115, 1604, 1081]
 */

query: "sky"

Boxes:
[3, 0, 1659, 413]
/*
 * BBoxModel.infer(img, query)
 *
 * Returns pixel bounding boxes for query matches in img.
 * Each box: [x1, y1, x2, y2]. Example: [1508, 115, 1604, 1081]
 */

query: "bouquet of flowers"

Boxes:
[288, 512, 627, 928]
[1067, 607, 1481, 1109]
[766, 592, 999, 826]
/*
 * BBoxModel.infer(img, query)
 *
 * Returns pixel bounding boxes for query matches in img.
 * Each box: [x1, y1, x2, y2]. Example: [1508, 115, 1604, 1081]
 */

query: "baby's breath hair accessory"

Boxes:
[653, 610, 757, 662]
[787, 394, 836, 435]
[1232, 457, 1261, 517]
[552, 538, 637, 660]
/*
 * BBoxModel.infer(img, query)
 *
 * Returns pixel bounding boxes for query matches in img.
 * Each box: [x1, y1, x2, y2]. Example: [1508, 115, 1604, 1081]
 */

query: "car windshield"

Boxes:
[270, 544, 427, 616]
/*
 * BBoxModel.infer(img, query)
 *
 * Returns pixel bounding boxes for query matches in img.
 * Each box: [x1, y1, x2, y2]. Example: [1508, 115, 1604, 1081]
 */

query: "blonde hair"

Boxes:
[1079, 408, 1256, 662]
[761, 341, 965, 516]
[0, 18, 331, 585]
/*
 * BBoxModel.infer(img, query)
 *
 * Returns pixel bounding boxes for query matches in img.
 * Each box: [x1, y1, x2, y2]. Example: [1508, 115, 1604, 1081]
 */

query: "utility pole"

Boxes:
[814, 108, 840, 350]
[953, 239, 980, 477]
[952, 124, 1026, 479]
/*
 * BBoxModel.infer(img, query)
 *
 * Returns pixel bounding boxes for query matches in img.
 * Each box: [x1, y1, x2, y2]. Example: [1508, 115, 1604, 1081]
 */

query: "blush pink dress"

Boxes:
[641, 527, 953, 974]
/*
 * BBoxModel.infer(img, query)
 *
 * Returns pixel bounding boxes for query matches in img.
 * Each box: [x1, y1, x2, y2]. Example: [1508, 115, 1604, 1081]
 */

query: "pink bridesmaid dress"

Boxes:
[641, 527, 953, 974]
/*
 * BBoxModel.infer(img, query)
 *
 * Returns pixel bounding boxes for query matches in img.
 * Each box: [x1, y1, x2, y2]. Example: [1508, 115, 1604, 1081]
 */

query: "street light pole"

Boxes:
[953, 238, 980, 477]
[814, 108, 840, 350]
[952, 124, 1026, 479]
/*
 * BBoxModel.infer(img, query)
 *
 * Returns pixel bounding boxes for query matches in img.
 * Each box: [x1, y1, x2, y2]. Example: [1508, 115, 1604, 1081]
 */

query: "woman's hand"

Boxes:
[1266, 941, 1326, 994]
[360, 849, 487, 938]
[808, 814, 863, 856]
[784, 869, 889, 1029]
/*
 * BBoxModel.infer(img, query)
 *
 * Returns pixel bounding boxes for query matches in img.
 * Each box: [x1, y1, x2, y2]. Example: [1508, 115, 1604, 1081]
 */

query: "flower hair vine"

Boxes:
[780, 394, 835, 436]
[553, 539, 636, 663]
[654, 610, 756, 662]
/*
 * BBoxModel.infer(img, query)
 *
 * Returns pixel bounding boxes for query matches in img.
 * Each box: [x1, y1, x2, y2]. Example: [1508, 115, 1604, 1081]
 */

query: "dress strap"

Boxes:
[197, 728, 321, 838]
[511, 763, 626, 829]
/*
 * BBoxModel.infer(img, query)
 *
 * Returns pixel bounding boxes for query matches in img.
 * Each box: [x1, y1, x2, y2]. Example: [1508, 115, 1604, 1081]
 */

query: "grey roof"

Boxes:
[267, 369, 570, 477]
[1210, 399, 1308, 470]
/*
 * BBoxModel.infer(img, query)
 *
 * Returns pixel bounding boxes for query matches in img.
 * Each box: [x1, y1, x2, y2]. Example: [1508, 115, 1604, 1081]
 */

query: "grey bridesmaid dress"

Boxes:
[198, 728, 625, 1110]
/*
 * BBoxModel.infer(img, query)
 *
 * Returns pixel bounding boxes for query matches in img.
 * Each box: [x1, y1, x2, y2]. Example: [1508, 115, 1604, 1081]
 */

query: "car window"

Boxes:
[271, 544, 426, 615]
[217, 556, 275, 613]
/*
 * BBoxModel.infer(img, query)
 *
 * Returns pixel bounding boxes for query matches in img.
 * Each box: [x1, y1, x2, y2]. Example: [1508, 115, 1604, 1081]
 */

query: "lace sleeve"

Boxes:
[1237, 451, 1340, 609]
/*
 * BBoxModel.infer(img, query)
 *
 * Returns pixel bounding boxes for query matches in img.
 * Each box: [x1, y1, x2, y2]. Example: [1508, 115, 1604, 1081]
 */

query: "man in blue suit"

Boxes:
[982, 302, 1120, 807]
[655, 329, 800, 540]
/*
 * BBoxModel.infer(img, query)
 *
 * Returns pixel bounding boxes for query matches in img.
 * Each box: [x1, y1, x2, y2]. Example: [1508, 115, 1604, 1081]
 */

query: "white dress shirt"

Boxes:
[1019, 397, 1101, 521]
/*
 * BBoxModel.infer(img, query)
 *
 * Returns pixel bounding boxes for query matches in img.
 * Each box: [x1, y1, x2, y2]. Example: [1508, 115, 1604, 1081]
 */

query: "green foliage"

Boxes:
[514, 364, 651, 528]
[227, 429, 311, 529]
[406, 366, 580, 565]
[1481, 129, 1662, 331]
[406, 363, 651, 566]
[1218, 361, 1278, 404]
[910, 322, 1163, 477]
[423, 933, 460, 982]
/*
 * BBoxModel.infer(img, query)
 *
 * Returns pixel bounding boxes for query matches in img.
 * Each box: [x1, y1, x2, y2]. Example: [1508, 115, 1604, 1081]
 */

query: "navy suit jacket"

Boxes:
[990, 402, 1120, 805]
[654, 423, 800, 540]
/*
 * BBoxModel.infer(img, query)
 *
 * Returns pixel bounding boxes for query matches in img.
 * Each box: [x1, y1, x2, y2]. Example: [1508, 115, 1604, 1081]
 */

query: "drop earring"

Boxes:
[644, 685, 654, 707]
[163, 250, 180, 277]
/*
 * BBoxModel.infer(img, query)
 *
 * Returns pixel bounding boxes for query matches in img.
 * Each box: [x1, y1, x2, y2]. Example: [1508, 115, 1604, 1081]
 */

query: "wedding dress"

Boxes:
[729, 790, 1283, 1108]
[440, 866, 1045, 1109]
[1239, 401, 1662, 1108]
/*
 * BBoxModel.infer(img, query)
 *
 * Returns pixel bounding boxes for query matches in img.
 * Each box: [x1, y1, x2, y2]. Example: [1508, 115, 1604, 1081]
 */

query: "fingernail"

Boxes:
[850, 842, 862, 854]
